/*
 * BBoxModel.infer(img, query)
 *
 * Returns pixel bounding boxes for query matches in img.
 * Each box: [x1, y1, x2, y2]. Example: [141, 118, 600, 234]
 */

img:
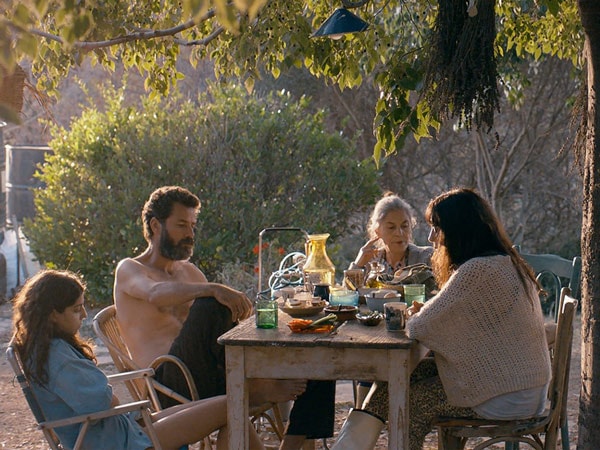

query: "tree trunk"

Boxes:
[577, 0, 600, 448]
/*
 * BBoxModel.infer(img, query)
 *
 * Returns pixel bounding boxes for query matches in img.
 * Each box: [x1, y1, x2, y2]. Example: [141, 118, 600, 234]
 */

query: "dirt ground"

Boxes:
[0, 301, 580, 449]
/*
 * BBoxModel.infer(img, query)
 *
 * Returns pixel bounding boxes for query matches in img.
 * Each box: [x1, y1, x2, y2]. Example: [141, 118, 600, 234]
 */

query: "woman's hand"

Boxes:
[407, 301, 424, 317]
[354, 237, 382, 267]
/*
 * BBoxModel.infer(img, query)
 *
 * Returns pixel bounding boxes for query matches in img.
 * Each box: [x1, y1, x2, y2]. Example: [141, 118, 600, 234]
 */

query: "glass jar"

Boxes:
[302, 233, 336, 290]
[366, 261, 386, 288]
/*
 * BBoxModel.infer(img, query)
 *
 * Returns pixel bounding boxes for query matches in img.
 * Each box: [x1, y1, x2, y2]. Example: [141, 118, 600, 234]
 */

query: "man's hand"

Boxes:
[214, 285, 253, 322]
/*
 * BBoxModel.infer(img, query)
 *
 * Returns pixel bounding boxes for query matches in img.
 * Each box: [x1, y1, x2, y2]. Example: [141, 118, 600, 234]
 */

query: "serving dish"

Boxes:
[324, 305, 358, 321]
[280, 301, 326, 317]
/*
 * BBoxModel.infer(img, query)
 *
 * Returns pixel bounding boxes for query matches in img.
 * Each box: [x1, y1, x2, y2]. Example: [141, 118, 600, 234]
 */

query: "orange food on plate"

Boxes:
[287, 318, 334, 333]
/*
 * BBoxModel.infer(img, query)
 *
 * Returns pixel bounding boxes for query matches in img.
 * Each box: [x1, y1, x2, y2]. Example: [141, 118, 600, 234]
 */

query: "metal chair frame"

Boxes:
[6, 343, 162, 450]
[519, 251, 581, 320]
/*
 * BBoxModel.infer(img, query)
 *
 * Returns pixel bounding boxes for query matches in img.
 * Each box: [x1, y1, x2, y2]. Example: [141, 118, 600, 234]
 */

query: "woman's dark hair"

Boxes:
[142, 186, 201, 242]
[425, 187, 538, 293]
[11, 270, 95, 385]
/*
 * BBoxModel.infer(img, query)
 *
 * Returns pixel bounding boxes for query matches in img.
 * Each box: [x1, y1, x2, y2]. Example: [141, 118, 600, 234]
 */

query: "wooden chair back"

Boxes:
[6, 342, 162, 450]
[435, 287, 577, 450]
[92, 305, 198, 410]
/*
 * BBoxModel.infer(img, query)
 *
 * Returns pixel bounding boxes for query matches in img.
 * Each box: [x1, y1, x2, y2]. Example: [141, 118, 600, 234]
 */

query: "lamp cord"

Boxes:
[258, 251, 306, 299]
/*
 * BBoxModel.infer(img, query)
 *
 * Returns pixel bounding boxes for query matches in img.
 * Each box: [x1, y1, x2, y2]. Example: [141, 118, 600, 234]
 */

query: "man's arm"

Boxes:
[114, 258, 252, 321]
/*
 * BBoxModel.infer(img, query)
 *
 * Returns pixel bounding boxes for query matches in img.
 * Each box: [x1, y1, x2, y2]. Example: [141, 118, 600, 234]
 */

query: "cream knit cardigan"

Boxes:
[406, 255, 552, 408]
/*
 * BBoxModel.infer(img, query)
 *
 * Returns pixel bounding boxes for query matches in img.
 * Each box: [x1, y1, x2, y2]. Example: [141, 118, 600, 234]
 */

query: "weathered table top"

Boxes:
[218, 309, 416, 349]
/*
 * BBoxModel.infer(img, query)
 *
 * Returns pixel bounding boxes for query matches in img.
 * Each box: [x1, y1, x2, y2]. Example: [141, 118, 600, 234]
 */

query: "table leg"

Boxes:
[387, 350, 410, 450]
[225, 346, 248, 450]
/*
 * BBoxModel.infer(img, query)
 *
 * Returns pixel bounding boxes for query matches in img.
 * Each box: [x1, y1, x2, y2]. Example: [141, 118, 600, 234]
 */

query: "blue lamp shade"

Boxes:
[311, 8, 369, 39]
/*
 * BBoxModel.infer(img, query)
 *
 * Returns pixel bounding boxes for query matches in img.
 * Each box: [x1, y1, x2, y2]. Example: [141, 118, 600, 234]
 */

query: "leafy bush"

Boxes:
[23, 83, 380, 305]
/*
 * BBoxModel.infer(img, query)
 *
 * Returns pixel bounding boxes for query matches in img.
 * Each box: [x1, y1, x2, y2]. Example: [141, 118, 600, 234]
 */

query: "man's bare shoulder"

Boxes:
[116, 257, 201, 277]
[117, 255, 159, 271]
[115, 257, 150, 277]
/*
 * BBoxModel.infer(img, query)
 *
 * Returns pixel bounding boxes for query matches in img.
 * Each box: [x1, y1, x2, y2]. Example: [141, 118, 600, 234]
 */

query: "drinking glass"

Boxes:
[255, 298, 278, 329]
[329, 289, 360, 307]
[403, 284, 426, 307]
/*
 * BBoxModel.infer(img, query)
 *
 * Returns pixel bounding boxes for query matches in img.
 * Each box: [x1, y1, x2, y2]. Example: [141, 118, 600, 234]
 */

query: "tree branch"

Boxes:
[174, 26, 225, 46]
[26, 9, 218, 52]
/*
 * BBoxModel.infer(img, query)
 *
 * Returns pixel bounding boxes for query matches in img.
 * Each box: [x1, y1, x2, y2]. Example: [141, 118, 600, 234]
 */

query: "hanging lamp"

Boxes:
[311, 6, 369, 39]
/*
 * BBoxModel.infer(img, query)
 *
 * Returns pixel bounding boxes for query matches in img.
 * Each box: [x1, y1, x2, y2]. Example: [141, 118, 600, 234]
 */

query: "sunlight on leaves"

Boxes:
[233, 0, 268, 19]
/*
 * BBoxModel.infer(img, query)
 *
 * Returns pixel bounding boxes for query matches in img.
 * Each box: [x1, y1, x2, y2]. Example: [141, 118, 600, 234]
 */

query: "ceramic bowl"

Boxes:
[324, 305, 358, 321]
[356, 311, 384, 326]
[366, 294, 402, 312]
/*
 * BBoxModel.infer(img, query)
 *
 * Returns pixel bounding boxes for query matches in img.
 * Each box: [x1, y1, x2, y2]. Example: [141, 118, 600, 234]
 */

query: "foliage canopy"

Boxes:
[0, 0, 583, 162]
[23, 84, 379, 304]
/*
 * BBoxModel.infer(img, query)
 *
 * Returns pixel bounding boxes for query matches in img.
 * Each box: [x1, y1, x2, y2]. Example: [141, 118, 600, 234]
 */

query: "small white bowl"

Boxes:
[366, 294, 402, 312]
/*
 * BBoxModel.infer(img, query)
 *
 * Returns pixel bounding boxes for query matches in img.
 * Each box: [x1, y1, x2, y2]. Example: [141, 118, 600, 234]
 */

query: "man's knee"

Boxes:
[190, 296, 235, 326]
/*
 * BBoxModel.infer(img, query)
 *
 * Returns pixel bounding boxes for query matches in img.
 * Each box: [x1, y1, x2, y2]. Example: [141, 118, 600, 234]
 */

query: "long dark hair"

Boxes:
[425, 187, 538, 294]
[11, 270, 96, 385]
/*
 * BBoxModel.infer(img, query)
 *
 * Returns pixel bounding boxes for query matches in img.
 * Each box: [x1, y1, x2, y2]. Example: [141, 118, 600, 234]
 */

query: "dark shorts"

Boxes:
[154, 297, 335, 437]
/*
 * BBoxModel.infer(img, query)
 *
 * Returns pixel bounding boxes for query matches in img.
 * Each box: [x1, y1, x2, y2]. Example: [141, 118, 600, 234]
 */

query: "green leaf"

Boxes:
[244, 76, 255, 93]
[17, 33, 39, 58]
[182, 0, 209, 20]
[214, 0, 239, 34]
[13, 4, 32, 27]
[73, 14, 91, 39]
[545, 0, 560, 16]
[233, 0, 268, 19]
[34, 0, 49, 17]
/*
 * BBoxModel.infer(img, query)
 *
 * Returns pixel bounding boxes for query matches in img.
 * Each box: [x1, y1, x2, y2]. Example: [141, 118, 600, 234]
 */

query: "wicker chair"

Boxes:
[93, 305, 285, 447]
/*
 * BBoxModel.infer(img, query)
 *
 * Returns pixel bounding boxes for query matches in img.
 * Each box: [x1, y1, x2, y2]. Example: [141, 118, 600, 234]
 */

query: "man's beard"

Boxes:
[159, 227, 194, 261]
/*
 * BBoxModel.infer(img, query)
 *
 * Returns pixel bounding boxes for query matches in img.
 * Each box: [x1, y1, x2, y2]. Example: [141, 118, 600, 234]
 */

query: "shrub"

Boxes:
[23, 83, 380, 305]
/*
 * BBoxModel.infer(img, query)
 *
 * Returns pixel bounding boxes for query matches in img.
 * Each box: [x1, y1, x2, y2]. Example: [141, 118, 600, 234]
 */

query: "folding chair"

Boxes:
[434, 287, 577, 450]
[93, 305, 285, 446]
[6, 342, 162, 450]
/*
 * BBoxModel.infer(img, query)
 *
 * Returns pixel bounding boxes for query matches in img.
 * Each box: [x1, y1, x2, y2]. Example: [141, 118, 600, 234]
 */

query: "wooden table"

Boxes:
[218, 310, 427, 449]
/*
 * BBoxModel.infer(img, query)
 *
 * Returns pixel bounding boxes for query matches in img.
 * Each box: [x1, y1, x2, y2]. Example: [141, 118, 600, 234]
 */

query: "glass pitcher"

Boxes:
[302, 233, 336, 290]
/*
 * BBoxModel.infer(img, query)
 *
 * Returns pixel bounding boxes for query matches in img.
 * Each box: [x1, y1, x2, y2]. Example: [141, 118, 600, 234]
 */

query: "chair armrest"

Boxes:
[39, 400, 152, 430]
[107, 368, 155, 383]
[150, 355, 199, 400]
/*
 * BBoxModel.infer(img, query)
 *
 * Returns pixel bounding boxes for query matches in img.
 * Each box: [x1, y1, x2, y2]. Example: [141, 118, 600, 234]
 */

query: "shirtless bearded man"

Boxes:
[113, 186, 305, 409]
